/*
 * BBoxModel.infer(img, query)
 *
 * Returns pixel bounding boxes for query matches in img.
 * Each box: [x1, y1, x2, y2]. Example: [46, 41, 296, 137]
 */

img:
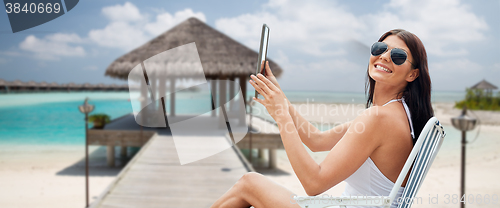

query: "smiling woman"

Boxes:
[366, 29, 434, 143]
[210, 29, 434, 208]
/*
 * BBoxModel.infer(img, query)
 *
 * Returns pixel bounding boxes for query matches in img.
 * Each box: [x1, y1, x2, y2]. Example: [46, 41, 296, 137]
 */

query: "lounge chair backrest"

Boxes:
[387, 117, 446, 208]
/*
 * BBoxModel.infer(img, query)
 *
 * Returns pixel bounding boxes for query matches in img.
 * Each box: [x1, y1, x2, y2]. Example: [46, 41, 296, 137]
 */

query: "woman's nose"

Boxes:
[379, 49, 391, 63]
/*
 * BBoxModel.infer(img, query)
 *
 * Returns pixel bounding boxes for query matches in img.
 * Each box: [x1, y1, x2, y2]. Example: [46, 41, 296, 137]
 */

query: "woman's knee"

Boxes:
[241, 172, 265, 183]
[236, 172, 265, 191]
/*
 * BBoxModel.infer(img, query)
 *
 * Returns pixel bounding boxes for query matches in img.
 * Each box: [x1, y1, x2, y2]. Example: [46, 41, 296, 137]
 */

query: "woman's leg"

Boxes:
[210, 172, 302, 208]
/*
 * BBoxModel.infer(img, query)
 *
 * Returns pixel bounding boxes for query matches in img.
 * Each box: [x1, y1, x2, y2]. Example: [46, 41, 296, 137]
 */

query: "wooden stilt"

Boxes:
[210, 79, 217, 117]
[170, 79, 176, 117]
[219, 78, 227, 128]
[229, 77, 235, 110]
[258, 148, 265, 159]
[107, 145, 115, 167]
[239, 76, 247, 105]
[269, 149, 277, 169]
[120, 146, 127, 158]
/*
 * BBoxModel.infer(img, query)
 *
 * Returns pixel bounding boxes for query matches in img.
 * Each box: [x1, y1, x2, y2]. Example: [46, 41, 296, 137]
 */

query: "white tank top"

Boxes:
[341, 97, 414, 208]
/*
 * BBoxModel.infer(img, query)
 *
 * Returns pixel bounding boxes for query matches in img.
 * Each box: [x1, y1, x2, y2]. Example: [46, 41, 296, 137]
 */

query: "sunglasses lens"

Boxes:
[391, 49, 407, 65]
[371, 42, 387, 56]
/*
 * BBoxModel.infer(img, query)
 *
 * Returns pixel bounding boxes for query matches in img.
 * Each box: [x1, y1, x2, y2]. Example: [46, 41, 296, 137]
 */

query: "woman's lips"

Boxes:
[375, 64, 392, 73]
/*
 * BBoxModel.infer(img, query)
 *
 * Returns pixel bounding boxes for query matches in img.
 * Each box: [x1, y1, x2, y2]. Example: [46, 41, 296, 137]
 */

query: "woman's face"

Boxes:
[368, 35, 418, 87]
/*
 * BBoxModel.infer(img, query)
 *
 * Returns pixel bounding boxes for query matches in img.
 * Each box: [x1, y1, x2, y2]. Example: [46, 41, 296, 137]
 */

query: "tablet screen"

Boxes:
[256, 24, 270, 76]
[255, 24, 270, 98]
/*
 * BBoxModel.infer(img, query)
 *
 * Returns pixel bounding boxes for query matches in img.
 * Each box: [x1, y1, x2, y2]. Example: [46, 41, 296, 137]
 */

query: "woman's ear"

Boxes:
[406, 68, 419, 82]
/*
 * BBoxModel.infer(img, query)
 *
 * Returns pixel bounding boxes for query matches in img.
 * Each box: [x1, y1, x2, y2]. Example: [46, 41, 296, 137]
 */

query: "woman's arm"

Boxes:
[288, 103, 351, 152]
[259, 61, 350, 152]
[277, 107, 386, 196]
[250, 71, 386, 196]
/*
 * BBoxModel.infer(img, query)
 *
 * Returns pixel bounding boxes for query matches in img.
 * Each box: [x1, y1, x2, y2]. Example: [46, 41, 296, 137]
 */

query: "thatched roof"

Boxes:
[26, 81, 38, 87]
[82, 83, 93, 88]
[39, 81, 48, 87]
[0, 79, 6, 86]
[49, 82, 59, 87]
[10, 80, 24, 86]
[105, 17, 283, 80]
[66, 82, 78, 88]
[471, 79, 497, 90]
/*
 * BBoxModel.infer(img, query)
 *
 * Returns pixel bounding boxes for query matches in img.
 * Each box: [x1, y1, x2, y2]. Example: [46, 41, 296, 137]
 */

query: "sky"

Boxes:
[0, 0, 499, 92]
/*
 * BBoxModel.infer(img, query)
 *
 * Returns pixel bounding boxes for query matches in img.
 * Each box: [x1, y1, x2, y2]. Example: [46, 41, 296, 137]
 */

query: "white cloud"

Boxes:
[101, 2, 144, 22]
[19, 33, 85, 60]
[365, 0, 489, 56]
[216, 0, 488, 58]
[14, 3, 206, 60]
[214, 0, 489, 91]
[89, 21, 149, 50]
[429, 58, 489, 90]
[89, 3, 206, 51]
[431, 58, 483, 73]
[144, 8, 206, 36]
[215, 0, 365, 56]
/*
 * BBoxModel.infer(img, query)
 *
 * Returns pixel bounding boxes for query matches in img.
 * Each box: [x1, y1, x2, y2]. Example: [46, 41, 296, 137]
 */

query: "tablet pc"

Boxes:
[255, 24, 270, 98]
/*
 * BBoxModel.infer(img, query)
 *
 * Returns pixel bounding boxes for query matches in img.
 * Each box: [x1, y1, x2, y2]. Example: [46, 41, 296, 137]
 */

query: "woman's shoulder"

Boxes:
[358, 105, 410, 137]
[358, 105, 392, 121]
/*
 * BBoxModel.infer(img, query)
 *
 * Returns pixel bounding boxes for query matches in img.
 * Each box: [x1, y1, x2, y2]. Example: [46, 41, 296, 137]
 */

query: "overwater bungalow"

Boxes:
[0, 79, 129, 93]
[0, 79, 7, 93]
[26, 81, 38, 91]
[106, 83, 118, 91]
[9, 80, 25, 91]
[48, 82, 60, 91]
[94, 83, 106, 91]
[82, 83, 94, 91]
[38, 81, 49, 91]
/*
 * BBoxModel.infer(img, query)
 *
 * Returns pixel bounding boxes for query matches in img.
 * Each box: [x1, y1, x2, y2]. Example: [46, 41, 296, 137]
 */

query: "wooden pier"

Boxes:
[90, 134, 252, 208]
[87, 113, 282, 207]
[88, 114, 283, 168]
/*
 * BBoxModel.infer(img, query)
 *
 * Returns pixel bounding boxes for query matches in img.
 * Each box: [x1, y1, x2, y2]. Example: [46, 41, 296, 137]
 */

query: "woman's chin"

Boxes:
[369, 71, 386, 82]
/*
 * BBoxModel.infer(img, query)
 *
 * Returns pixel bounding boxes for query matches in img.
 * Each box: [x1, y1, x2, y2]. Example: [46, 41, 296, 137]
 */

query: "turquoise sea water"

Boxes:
[0, 90, 466, 145]
[0, 92, 132, 145]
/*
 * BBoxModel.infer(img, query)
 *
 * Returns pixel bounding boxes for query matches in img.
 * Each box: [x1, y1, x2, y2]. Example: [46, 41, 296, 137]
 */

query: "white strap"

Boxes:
[382, 98, 403, 107]
[382, 98, 415, 139]
[401, 99, 415, 139]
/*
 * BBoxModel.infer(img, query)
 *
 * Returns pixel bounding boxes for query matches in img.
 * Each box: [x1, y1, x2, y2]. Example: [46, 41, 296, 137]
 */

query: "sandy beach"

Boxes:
[0, 145, 130, 208]
[0, 102, 499, 207]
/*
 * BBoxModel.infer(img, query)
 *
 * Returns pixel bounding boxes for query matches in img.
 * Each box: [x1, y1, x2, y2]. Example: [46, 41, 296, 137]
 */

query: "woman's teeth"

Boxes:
[376, 65, 392, 73]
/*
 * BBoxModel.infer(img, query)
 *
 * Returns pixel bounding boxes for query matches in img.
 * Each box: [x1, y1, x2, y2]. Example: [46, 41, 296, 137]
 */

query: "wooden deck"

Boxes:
[89, 114, 283, 168]
[85, 113, 284, 207]
[90, 133, 253, 208]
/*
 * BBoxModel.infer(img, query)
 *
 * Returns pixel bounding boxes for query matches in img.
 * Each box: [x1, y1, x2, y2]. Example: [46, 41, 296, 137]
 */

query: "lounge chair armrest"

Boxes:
[292, 195, 391, 208]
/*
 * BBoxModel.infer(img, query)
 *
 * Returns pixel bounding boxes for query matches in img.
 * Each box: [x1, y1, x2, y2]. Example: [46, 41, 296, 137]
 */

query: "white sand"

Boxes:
[0, 145, 125, 208]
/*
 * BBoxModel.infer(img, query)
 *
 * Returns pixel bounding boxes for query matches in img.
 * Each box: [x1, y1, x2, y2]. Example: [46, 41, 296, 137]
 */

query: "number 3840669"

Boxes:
[5, 3, 61, 14]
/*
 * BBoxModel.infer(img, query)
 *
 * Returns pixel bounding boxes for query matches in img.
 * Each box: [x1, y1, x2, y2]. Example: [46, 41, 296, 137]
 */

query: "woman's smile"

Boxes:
[374, 63, 392, 73]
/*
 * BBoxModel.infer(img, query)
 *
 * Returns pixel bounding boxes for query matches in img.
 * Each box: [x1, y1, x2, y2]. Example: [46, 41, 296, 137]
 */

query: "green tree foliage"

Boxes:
[88, 113, 111, 124]
[455, 88, 500, 111]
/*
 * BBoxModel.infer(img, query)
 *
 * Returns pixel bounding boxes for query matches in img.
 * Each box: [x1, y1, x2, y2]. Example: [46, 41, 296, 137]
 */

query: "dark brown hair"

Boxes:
[365, 29, 434, 144]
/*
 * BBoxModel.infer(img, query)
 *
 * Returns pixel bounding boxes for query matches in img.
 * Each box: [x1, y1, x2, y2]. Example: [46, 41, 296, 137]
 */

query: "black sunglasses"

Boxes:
[371, 42, 415, 67]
